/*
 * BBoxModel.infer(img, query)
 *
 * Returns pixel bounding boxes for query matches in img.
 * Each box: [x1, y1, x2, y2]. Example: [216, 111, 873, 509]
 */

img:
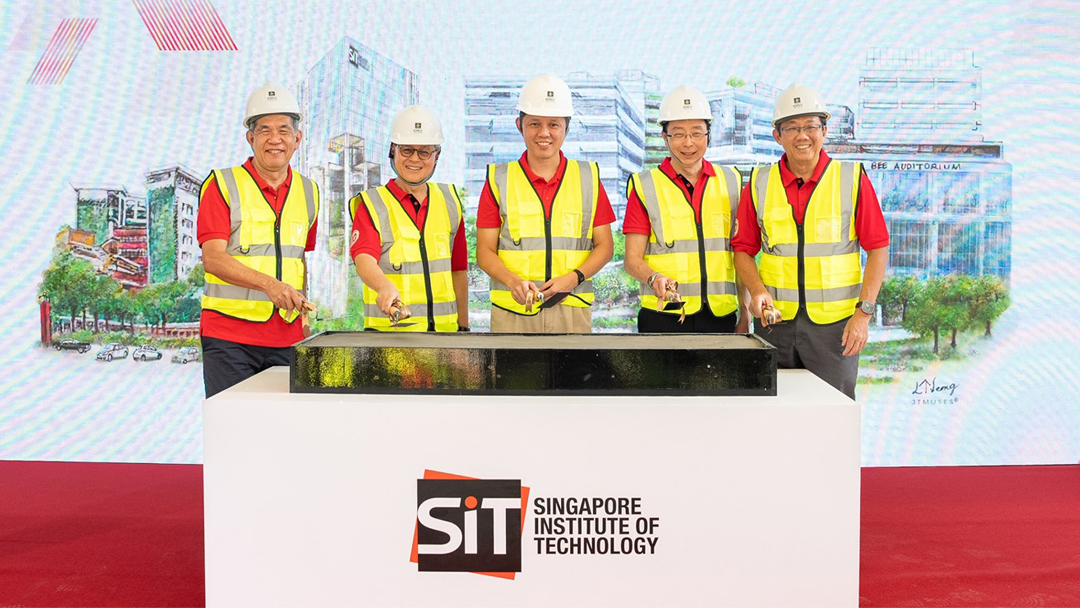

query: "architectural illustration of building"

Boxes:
[297, 37, 419, 315]
[464, 71, 652, 219]
[145, 164, 201, 284]
[612, 70, 663, 170]
[699, 49, 1010, 281]
[705, 81, 853, 166]
[70, 185, 149, 288]
[73, 185, 146, 246]
[831, 48, 1011, 280]
[857, 48, 983, 142]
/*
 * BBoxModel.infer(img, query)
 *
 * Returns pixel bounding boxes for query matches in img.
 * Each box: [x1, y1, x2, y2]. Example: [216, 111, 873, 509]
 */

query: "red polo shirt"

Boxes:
[349, 179, 468, 271]
[476, 151, 616, 229]
[622, 158, 723, 235]
[731, 151, 890, 256]
[197, 158, 318, 347]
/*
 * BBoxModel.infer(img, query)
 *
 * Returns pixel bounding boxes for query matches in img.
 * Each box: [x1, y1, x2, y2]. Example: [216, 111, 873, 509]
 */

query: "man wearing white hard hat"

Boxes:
[476, 73, 616, 333]
[348, 105, 468, 332]
[732, 83, 889, 399]
[623, 85, 750, 333]
[197, 83, 320, 397]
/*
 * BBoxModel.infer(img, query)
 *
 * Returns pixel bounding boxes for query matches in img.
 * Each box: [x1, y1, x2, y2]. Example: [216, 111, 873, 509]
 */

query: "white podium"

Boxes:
[204, 367, 859, 607]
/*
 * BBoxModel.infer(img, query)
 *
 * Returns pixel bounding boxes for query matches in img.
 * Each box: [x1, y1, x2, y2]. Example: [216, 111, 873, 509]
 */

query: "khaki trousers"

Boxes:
[490, 305, 592, 334]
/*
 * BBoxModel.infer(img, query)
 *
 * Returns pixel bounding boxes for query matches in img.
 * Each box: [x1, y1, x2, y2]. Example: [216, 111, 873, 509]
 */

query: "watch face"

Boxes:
[859, 301, 875, 314]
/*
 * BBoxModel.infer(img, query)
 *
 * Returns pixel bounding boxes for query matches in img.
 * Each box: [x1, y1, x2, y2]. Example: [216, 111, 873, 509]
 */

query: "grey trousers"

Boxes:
[754, 310, 860, 400]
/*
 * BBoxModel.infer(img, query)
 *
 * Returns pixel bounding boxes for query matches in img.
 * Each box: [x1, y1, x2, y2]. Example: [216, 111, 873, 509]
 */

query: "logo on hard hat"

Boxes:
[546, 90, 554, 98]
[415, 122, 423, 130]
[268, 90, 276, 98]
[793, 96, 801, 104]
[683, 98, 691, 106]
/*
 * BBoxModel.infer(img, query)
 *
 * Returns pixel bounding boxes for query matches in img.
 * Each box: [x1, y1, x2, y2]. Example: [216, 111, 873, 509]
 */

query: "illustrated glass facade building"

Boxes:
[705, 81, 853, 166]
[145, 164, 201, 285]
[71, 185, 149, 288]
[831, 48, 1011, 280]
[297, 37, 420, 315]
[701, 50, 1010, 282]
[464, 71, 651, 219]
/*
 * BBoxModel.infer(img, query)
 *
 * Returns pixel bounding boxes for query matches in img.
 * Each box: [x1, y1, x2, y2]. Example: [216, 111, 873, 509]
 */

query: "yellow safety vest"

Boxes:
[202, 165, 318, 323]
[486, 159, 599, 315]
[750, 160, 863, 324]
[350, 183, 463, 332]
[628, 163, 740, 317]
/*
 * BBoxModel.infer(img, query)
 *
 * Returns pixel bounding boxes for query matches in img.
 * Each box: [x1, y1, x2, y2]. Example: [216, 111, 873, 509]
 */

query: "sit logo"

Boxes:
[410, 471, 529, 578]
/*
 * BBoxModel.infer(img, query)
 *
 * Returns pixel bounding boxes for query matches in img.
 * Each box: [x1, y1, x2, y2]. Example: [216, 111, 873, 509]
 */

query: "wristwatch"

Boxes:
[856, 301, 875, 315]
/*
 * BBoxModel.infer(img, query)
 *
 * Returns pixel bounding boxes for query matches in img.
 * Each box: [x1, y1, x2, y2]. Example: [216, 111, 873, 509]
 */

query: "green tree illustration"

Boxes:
[969, 275, 1010, 337]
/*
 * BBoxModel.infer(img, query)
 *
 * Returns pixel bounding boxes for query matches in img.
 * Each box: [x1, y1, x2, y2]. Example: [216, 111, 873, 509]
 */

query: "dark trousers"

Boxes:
[754, 310, 860, 400]
[202, 336, 291, 398]
[637, 305, 738, 333]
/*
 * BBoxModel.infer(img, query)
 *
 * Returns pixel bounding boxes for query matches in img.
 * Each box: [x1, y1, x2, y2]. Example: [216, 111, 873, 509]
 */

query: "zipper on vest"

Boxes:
[796, 222, 806, 311]
[274, 220, 282, 281]
[544, 215, 553, 282]
[418, 235, 435, 331]
[696, 221, 708, 303]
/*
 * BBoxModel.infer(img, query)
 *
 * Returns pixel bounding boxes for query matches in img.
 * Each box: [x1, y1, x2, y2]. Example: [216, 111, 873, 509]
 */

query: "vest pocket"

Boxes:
[814, 216, 842, 242]
[562, 211, 582, 236]
[291, 220, 306, 242]
[434, 234, 451, 258]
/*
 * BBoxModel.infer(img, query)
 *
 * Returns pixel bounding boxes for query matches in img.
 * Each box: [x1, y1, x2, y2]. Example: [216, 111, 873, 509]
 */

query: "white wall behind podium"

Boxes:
[204, 368, 859, 607]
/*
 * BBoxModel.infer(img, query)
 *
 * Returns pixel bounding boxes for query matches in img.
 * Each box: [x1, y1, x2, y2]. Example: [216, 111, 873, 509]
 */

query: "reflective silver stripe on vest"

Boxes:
[764, 241, 861, 258]
[805, 284, 861, 303]
[491, 278, 594, 296]
[636, 170, 668, 246]
[721, 166, 741, 236]
[219, 168, 311, 260]
[752, 167, 773, 253]
[204, 282, 273, 303]
[380, 258, 454, 275]
[579, 161, 595, 233]
[493, 162, 510, 224]
[218, 169, 245, 255]
[645, 237, 730, 256]
[499, 235, 592, 252]
[365, 188, 399, 273]
[638, 281, 736, 298]
[367, 185, 458, 274]
[365, 300, 456, 319]
[299, 174, 317, 225]
[766, 283, 860, 304]
[437, 183, 462, 242]
[756, 163, 857, 256]
[229, 244, 307, 258]
[765, 285, 800, 303]
[840, 162, 854, 244]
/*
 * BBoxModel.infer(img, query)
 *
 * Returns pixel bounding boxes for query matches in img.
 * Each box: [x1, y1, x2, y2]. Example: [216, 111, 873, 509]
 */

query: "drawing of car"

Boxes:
[53, 339, 91, 354]
[96, 342, 129, 362]
[171, 346, 201, 364]
[132, 345, 163, 361]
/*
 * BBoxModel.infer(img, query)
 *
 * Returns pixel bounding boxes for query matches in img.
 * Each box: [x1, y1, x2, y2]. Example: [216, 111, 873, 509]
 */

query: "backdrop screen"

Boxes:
[2, 0, 1078, 465]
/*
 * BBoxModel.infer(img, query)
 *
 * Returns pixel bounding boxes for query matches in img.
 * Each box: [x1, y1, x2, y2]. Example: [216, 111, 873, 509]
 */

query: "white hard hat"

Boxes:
[773, 83, 830, 127]
[390, 105, 444, 145]
[516, 73, 574, 117]
[659, 85, 712, 125]
[243, 82, 302, 129]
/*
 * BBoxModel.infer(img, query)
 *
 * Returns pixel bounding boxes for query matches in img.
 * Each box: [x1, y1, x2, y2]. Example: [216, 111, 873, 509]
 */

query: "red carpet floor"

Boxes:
[861, 464, 1080, 607]
[0, 461, 204, 607]
[1, 461, 1078, 607]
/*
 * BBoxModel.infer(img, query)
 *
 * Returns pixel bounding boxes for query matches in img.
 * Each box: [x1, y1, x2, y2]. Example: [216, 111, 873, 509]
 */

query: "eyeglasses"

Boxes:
[779, 124, 825, 136]
[665, 132, 708, 142]
[396, 146, 437, 160]
[253, 125, 296, 138]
